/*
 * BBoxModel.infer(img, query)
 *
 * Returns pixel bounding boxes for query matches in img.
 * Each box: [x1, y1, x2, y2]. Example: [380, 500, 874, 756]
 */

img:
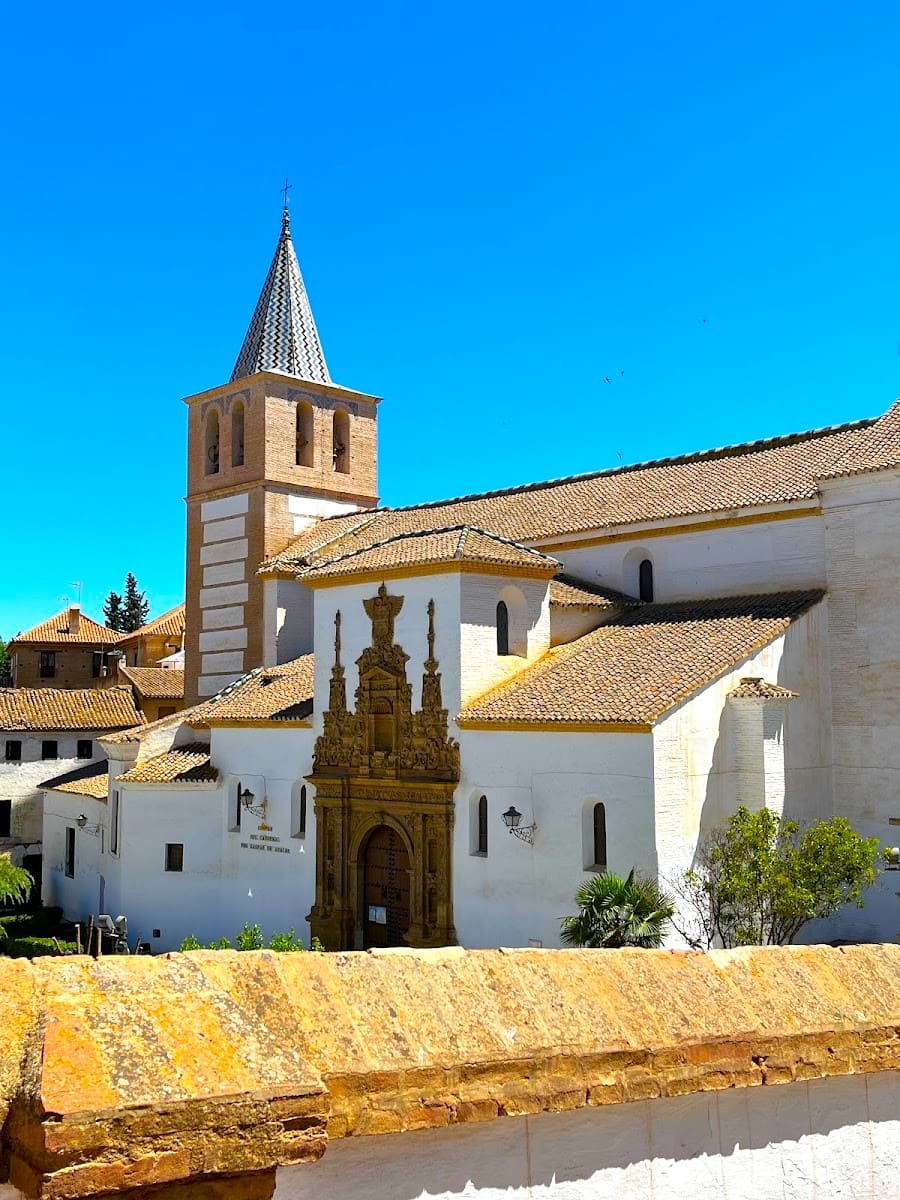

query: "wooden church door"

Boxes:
[362, 826, 410, 948]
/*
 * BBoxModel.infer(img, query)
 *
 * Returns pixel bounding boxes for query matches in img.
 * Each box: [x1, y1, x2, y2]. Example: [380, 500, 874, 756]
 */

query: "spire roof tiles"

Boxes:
[231, 207, 330, 384]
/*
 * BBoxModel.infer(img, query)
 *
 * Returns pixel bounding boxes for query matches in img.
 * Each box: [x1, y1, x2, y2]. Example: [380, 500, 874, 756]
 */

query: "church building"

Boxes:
[41, 206, 900, 953]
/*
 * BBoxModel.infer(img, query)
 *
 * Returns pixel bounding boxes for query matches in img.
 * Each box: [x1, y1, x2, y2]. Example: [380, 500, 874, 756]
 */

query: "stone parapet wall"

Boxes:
[0, 944, 898, 1199]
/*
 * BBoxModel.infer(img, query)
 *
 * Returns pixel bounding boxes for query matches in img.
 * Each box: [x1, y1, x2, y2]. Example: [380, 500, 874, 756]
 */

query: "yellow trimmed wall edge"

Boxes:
[1, 944, 899, 1199]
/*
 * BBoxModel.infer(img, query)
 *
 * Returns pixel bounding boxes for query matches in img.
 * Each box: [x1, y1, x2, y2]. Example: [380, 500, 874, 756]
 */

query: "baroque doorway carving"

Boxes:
[308, 586, 459, 950]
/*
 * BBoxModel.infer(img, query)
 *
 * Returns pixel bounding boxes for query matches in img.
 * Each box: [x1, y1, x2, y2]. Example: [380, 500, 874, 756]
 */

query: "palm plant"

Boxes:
[0, 855, 32, 940]
[560, 869, 674, 948]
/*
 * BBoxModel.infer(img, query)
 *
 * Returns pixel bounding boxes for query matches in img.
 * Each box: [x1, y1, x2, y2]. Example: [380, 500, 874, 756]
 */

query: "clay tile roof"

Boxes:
[299, 525, 559, 583]
[117, 603, 186, 645]
[728, 676, 798, 700]
[549, 574, 639, 609]
[0, 688, 143, 732]
[820, 399, 900, 479]
[458, 591, 822, 728]
[117, 743, 217, 784]
[262, 416, 878, 578]
[118, 667, 185, 700]
[9, 608, 120, 646]
[193, 654, 315, 724]
[102, 703, 208, 745]
[40, 759, 109, 800]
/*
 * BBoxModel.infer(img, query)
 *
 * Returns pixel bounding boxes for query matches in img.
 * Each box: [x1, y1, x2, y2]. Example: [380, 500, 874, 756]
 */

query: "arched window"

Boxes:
[639, 559, 654, 603]
[333, 409, 350, 473]
[291, 782, 307, 838]
[296, 401, 313, 467]
[496, 601, 510, 656]
[592, 802, 607, 869]
[477, 794, 488, 855]
[230, 780, 242, 831]
[231, 401, 245, 467]
[373, 698, 393, 753]
[204, 409, 220, 476]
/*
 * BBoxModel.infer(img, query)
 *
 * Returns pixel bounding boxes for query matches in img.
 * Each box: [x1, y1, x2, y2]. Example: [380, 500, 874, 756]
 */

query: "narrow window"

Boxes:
[204, 408, 220, 475]
[496, 602, 510, 656]
[592, 803, 607, 869]
[165, 843, 184, 872]
[110, 790, 120, 856]
[0, 800, 10, 837]
[639, 559, 654, 603]
[65, 827, 76, 878]
[296, 401, 314, 467]
[231, 401, 245, 467]
[76, 739, 92, 760]
[41, 740, 58, 760]
[40, 651, 56, 679]
[291, 783, 307, 838]
[5, 740, 21, 763]
[91, 650, 103, 678]
[232, 781, 242, 831]
[372, 698, 393, 753]
[332, 409, 350, 473]
[477, 794, 488, 855]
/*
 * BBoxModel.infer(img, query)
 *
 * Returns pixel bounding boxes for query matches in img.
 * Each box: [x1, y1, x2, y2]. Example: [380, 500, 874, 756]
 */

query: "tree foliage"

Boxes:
[178, 925, 324, 952]
[0, 637, 10, 684]
[0, 856, 33, 929]
[103, 592, 125, 632]
[122, 573, 150, 632]
[669, 807, 881, 948]
[560, 869, 675, 949]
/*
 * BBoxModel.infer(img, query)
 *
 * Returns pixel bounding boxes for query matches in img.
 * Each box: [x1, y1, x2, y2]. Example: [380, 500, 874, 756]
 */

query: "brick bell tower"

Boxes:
[183, 204, 380, 704]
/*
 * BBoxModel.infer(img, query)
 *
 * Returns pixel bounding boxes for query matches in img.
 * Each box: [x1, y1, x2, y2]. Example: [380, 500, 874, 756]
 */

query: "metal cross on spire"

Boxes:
[280, 176, 292, 209]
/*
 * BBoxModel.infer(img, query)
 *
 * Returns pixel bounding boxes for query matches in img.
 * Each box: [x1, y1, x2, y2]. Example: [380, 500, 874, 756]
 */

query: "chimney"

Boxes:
[67, 605, 81, 636]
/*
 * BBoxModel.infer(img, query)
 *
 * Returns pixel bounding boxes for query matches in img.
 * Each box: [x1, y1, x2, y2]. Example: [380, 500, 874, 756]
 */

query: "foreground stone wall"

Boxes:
[0, 944, 898, 1199]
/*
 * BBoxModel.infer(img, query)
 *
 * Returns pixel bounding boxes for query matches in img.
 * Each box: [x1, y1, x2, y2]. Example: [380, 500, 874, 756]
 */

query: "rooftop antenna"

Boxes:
[70, 581, 82, 605]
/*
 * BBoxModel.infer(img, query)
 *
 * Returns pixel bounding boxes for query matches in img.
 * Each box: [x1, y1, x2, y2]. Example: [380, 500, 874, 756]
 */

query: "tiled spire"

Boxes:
[231, 206, 331, 384]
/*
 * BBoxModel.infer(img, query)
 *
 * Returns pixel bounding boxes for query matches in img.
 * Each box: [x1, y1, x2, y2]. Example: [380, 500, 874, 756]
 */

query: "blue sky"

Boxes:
[2, 1, 899, 638]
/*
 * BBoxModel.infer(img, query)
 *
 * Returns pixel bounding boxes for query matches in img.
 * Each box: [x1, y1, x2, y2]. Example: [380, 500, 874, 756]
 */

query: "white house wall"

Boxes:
[1, 734, 108, 856]
[275, 1071, 900, 1200]
[554, 511, 825, 603]
[454, 729, 655, 949]
[821, 467, 900, 944]
[458, 573, 550, 704]
[42, 792, 107, 921]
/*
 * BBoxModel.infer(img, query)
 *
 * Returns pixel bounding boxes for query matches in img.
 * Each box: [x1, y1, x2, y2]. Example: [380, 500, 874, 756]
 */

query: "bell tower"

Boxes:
[183, 205, 380, 704]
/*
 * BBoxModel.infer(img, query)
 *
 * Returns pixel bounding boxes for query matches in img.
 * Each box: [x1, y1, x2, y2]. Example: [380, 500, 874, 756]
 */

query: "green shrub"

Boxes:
[267, 929, 305, 952]
[236, 922, 264, 951]
[179, 934, 202, 951]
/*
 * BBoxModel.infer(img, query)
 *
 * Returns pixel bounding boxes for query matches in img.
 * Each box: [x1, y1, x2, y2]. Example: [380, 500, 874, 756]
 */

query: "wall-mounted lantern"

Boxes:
[501, 805, 536, 846]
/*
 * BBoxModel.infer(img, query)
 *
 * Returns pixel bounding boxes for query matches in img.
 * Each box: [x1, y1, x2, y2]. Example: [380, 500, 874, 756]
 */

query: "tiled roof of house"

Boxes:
[117, 744, 218, 784]
[231, 206, 330, 384]
[263, 417, 878, 577]
[9, 608, 120, 646]
[117, 604, 185, 646]
[549, 574, 638, 609]
[193, 655, 315, 724]
[41, 759, 109, 800]
[119, 667, 185, 700]
[728, 676, 798, 701]
[457, 591, 821, 728]
[101, 704, 208, 745]
[0, 688, 143, 732]
[820, 399, 900, 479]
[300, 526, 559, 583]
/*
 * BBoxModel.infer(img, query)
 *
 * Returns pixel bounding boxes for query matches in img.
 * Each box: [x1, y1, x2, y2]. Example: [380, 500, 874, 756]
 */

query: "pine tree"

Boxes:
[103, 592, 125, 632]
[121, 573, 150, 633]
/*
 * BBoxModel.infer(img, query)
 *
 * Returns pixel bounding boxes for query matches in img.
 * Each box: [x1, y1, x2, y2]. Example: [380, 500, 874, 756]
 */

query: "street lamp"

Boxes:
[501, 806, 536, 846]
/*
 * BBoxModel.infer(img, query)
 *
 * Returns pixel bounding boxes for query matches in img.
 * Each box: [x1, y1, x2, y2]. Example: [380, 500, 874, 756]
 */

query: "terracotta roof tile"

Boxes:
[117, 603, 186, 645]
[9, 608, 120, 646]
[117, 743, 217, 784]
[102, 704, 208, 745]
[728, 676, 798, 700]
[299, 526, 559, 583]
[457, 591, 822, 727]
[820, 400, 900, 479]
[264, 418, 878, 577]
[119, 667, 185, 700]
[41, 760, 109, 800]
[194, 655, 315, 724]
[0, 688, 143, 732]
[549, 574, 639, 609]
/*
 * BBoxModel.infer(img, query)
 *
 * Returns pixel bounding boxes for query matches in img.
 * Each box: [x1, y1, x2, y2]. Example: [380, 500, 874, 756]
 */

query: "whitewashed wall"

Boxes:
[454, 729, 655, 948]
[459, 574, 550, 704]
[552, 510, 826, 603]
[819, 467, 900, 944]
[42, 792, 107, 920]
[276, 1071, 900, 1200]
[1, 733, 107, 854]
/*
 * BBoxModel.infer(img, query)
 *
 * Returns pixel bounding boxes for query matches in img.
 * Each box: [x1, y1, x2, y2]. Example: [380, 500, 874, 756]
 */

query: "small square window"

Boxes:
[5, 740, 22, 763]
[165, 843, 184, 872]
[76, 739, 92, 760]
[41, 740, 58, 761]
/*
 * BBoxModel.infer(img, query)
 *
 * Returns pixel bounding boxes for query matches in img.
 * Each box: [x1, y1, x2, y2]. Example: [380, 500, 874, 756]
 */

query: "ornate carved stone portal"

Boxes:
[308, 585, 460, 950]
